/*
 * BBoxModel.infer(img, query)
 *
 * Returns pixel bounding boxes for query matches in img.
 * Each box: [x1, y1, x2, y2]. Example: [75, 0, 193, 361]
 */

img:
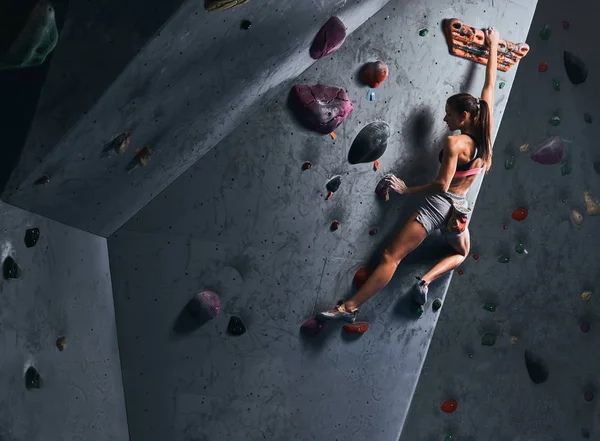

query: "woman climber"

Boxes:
[317, 27, 500, 322]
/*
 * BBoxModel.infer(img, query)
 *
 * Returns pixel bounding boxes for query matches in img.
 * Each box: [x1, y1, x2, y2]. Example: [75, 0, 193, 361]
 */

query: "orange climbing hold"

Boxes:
[373, 160, 380, 171]
[441, 399, 458, 413]
[353, 265, 374, 290]
[343, 322, 370, 333]
[511, 207, 528, 221]
[330, 132, 337, 140]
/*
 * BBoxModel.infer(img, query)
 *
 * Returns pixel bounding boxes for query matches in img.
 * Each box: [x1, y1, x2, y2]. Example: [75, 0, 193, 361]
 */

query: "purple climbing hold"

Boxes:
[530, 136, 565, 165]
[289, 84, 354, 134]
[300, 317, 328, 336]
[310, 16, 346, 59]
[187, 291, 220, 320]
[564, 51, 588, 85]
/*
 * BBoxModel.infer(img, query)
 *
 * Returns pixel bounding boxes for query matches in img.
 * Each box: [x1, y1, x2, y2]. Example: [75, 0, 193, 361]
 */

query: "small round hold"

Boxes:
[580, 322, 591, 333]
[503, 224, 508, 230]
[432, 298, 442, 311]
[330, 220, 341, 231]
[538, 61, 548, 72]
[240, 19, 252, 30]
[418, 28, 429, 37]
[34, 175, 50, 186]
[472, 254, 479, 260]
[571, 210, 584, 227]
[56, 336, 67, 351]
[302, 161, 312, 171]
[468, 353, 474, 359]
[511, 336, 519, 345]
[368, 227, 379, 236]
[582, 291, 592, 302]
[584, 390, 594, 402]
[457, 270, 464, 275]
[499, 81, 506, 89]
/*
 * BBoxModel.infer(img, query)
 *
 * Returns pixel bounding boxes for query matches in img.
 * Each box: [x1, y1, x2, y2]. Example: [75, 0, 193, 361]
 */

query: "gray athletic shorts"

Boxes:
[415, 191, 468, 237]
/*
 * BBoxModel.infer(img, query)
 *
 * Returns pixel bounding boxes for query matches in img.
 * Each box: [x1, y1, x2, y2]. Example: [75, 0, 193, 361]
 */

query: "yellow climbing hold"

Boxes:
[582, 291, 592, 302]
[584, 191, 600, 216]
[511, 336, 519, 345]
[519, 143, 529, 153]
[571, 210, 584, 227]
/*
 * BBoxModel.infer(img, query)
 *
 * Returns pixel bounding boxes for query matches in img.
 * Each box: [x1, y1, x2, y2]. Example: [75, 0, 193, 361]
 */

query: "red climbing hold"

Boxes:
[343, 322, 370, 334]
[511, 207, 528, 221]
[353, 265, 374, 290]
[538, 61, 548, 72]
[330, 220, 341, 231]
[502, 224, 508, 230]
[440, 399, 458, 413]
[457, 270, 464, 275]
[361, 61, 389, 88]
[472, 254, 479, 260]
[302, 161, 312, 171]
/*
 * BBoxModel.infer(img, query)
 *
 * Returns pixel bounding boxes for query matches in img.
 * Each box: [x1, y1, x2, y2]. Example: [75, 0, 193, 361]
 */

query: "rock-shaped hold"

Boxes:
[302, 161, 312, 171]
[330, 220, 341, 231]
[582, 291, 592, 302]
[343, 322, 369, 334]
[24, 227, 40, 248]
[481, 332, 496, 346]
[530, 136, 565, 165]
[3, 256, 21, 280]
[25, 366, 42, 390]
[571, 210, 584, 226]
[34, 174, 50, 186]
[113, 131, 131, 154]
[0, 0, 59, 70]
[375, 174, 394, 200]
[353, 265, 373, 290]
[204, 0, 249, 12]
[584, 191, 600, 216]
[56, 336, 67, 351]
[432, 298, 442, 312]
[524, 350, 549, 384]
[440, 399, 458, 414]
[136, 146, 152, 166]
[301, 317, 328, 337]
[187, 291, 221, 321]
[564, 51, 588, 85]
[360, 61, 389, 88]
[227, 316, 246, 336]
[348, 121, 390, 164]
[289, 84, 353, 134]
[511, 207, 528, 221]
[309, 16, 346, 59]
[240, 20, 252, 30]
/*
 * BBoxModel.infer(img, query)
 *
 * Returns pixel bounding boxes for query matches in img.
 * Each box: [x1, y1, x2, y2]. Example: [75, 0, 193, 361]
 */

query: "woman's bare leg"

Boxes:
[342, 213, 429, 312]
[420, 228, 470, 285]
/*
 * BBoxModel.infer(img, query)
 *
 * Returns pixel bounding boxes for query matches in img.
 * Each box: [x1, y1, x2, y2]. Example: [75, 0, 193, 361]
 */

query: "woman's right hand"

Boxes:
[484, 27, 500, 47]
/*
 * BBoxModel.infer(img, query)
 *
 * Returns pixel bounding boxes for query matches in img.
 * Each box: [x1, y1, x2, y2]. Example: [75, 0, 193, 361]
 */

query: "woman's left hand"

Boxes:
[385, 175, 408, 194]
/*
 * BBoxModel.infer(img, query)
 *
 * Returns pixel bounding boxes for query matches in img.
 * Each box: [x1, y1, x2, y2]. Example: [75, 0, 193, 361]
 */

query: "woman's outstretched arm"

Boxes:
[481, 27, 499, 113]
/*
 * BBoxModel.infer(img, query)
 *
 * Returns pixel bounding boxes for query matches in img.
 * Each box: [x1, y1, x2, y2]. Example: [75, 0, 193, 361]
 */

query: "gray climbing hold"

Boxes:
[348, 121, 390, 164]
[432, 298, 442, 311]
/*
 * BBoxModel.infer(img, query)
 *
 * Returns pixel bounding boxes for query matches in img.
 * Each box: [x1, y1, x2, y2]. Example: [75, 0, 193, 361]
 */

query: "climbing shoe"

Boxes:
[412, 278, 428, 305]
[316, 305, 357, 323]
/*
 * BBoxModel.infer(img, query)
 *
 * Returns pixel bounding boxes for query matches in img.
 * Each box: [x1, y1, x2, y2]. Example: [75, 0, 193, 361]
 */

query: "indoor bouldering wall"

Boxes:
[0, 201, 129, 440]
[401, 0, 600, 440]
[107, 1, 537, 440]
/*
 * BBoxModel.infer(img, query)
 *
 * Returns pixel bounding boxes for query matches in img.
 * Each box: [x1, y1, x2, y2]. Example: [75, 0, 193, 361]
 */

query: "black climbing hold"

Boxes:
[3, 256, 21, 280]
[564, 51, 588, 85]
[348, 121, 390, 164]
[326, 176, 341, 193]
[24, 227, 40, 248]
[34, 174, 50, 186]
[56, 336, 67, 351]
[25, 366, 41, 390]
[524, 350, 549, 384]
[240, 20, 252, 30]
[227, 316, 246, 336]
[432, 298, 442, 311]
[584, 113, 593, 124]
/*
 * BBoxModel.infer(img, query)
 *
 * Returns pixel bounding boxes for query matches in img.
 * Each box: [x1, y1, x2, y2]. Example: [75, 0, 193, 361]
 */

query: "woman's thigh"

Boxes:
[446, 227, 470, 256]
[384, 212, 430, 262]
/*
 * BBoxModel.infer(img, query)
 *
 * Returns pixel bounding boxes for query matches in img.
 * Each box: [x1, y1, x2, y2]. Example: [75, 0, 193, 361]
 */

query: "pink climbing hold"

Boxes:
[530, 136, 565, 165]
[310, 16, 347, 59]
[289, 84, 354, 134]
[301, 317, 328, 336]
[187, 291, 221, 320]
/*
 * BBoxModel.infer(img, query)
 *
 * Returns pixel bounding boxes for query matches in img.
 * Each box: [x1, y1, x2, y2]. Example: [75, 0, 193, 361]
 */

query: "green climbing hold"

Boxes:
[498, 255, 510, 263]
[548, 116, 561, 126]
[445, 435, 454, 441]
[561, 160, 572, 176]
[539, 24, 551, 40]
[419, 28, 429, 37]
[0, 0, 59, 70]
[481, 332, 496, 346]
[552, 77, 561, 91]
[504, 155, 516, 169]
[499, 81, 506, 89]
[515, 242, 526, 254]
[483, 302, 497, 312]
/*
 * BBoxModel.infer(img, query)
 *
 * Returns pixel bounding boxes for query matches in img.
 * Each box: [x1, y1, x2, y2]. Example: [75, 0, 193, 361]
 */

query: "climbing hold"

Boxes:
[582, 291, 592, 302]
[368, 227, 379, 236]
[34, 174, 50, 186]
[0, 0, 59, 70]
[499, 81, 506, 89]
[301, 317, 328, 337]
[56, 336, 67, 351]
[302, 161, 312, 171]
[240, 19, 252, 30]
[410, 302, 424, 318]
[524, 350, 549, 384]
[502, 224, 508, 230]
[560, 159, 572, 176]
[204, 0, 248, 12]
[519, 143, 529, 153]
[310, 16, 346, 59]
[330, 220, 341, 231]
[483, 302, 497, 312]
[343, 322, 370, 334]
[432, 298, 442, 312]
[440, 399, 458, 414]
[584, 390, 594, 402]
[418, 28, 429, 37]
[445, 435, 454, 441]
[472, 254, 479, 260]
[497, 255, 510, 264]
[373, 160, 380, 171]
[3, 256, 21, 280]
[468, 353, 474, 359]
[136, 146, 152, 166]
[539, 24, 551, 40]
[584, 191, 600, 216]
[227, 316, 246, 336]
[564, 51, 588, 85]
[24, 228, 40, 248]
[515, 242, 527, 254]
[289, 84, 353, 134]
[353, 265, 373, 290]
[457, 270, 464, 275]
[188, 291, 221, 320]
[25, 366, 42, 390]
[113, 131, 131, 154]
[325, 176, 342, 200]
[538, 61, 549, 72]
[530, 136, 565, 164]
[584, 113, 593, 124]
[504, 155, 516, 169]
[360, 61, 389, 89]
[562, 20, 570, 30]
[481, 333, 496, 346]
[511, 336, 519, 345]
[571, 210, 584, 227]
[511, 207, 528, 221]
[348, 121, 390, 164]
[548, 116, 561, 126]
[552, 77, 561, 91]
[580, 322, 590, 333]
[375, 174, 393, 201]
[593, 162, 600, 175]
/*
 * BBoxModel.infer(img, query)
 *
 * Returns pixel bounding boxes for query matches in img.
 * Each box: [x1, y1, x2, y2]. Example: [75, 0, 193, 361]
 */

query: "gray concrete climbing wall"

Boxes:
[401, 0, 600, 440]
[107, 0, 537, 440]
[0, 201, 129, 440]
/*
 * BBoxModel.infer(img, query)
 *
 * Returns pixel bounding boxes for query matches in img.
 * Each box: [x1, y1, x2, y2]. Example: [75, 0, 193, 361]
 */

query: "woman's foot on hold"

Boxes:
[412, 277, 429, 305]
[316, 304, 357, 323]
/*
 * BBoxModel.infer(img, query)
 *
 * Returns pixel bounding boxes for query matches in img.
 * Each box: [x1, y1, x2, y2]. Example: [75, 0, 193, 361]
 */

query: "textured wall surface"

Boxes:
[0, 201, 129, 441]
[402, 0, 600, 440]
[108, 0, 536, 440]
